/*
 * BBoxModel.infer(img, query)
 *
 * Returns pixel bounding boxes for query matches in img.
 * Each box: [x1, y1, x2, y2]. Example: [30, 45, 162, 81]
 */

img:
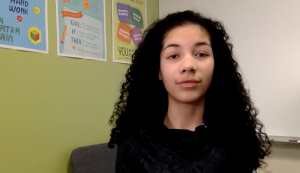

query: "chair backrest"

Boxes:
[70, 143, 117, 173]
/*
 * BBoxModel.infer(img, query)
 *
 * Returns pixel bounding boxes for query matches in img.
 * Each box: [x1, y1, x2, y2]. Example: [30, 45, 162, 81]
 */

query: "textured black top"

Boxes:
[115, 120, 256, 173]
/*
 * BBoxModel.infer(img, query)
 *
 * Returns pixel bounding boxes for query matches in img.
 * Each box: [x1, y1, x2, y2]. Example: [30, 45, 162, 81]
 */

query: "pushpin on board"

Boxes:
[34, 6, 40, 16]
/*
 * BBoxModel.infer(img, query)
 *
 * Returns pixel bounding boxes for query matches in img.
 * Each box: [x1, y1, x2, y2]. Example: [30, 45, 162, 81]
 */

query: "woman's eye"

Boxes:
[196, 53, 208, 57]
[168, 55, 179, 59]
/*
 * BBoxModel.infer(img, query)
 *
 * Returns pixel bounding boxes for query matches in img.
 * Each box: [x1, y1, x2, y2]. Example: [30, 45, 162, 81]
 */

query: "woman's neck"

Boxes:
[164, 97, 205, 131]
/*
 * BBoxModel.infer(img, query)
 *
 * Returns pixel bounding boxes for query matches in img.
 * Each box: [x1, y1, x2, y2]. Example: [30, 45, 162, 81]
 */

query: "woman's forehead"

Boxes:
[162, 24, 211, 46]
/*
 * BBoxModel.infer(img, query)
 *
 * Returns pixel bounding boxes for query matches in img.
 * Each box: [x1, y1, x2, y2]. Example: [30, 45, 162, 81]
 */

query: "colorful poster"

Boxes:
[56, 0, 106, 61]
[0, 0, 48, 54]
[112, 0, 146, 64]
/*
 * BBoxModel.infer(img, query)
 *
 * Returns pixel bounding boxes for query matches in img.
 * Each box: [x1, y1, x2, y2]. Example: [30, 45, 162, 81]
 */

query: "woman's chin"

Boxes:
[175, 94, 204, 104]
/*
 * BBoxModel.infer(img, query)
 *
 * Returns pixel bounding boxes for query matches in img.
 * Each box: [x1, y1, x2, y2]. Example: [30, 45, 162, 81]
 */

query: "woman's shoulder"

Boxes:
[117, 127, 154, 149]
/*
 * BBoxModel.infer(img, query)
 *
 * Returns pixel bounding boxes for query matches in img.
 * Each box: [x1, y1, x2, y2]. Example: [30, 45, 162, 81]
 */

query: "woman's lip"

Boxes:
[178, 81, 199, 88]
[178, 79, 199, 84]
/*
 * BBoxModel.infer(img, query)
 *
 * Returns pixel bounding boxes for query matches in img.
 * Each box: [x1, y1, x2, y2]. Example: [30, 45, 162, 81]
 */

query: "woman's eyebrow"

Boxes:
[162, 43, 180, 51]
[194, 41, 211, 47]
[162, 41, 211, 51]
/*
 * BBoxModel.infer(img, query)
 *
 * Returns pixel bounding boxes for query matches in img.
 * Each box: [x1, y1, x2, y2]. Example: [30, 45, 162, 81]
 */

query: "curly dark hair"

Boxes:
[108, 10, 272, 169]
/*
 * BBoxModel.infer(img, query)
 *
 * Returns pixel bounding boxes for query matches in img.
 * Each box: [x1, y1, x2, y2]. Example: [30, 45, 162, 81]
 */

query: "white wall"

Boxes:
[261, 143, 300, 173]
[159, 0, 300, 172]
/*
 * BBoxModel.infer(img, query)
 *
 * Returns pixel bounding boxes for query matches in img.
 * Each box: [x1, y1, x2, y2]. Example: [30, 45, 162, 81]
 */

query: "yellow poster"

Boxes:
[112, 0, 146, 64]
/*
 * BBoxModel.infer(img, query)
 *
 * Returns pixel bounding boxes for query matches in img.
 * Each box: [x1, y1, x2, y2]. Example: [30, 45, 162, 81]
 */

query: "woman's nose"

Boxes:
[180, 55, 197, 73]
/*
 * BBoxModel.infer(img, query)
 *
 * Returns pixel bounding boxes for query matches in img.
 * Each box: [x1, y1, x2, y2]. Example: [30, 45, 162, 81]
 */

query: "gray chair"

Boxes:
[70, 143, 117, 173]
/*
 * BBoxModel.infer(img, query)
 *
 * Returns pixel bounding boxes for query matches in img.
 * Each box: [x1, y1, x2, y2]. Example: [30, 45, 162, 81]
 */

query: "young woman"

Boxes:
[108, 10, 272, 173]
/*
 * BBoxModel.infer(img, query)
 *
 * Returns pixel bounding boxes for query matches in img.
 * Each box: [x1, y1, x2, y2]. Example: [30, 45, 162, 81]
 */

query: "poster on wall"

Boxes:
[112, 0, 146, 64]
[56, 0, 106, 61]
[0, 0, 48, 54]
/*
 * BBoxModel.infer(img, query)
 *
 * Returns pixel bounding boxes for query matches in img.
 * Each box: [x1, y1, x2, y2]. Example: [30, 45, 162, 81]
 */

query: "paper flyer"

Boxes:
[112, 0, 146, 64]
[56, 0, 106, 61]
[0, 0, 48, 54]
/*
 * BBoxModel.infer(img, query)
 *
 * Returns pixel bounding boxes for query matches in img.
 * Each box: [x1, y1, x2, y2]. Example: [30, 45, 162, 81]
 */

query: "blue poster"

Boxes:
[0, 0, 48, 54]
[56, 0, 106, 61]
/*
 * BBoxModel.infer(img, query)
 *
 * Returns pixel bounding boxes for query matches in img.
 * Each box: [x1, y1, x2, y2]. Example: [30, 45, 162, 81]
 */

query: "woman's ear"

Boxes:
[158, 72, 162, 80]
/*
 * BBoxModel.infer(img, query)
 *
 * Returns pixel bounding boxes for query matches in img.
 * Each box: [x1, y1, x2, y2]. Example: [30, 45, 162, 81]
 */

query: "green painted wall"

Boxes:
[0, 0, 159, 173]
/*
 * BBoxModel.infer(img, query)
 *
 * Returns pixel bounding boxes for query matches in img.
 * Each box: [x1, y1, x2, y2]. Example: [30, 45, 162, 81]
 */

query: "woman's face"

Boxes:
[159, 24, 214, 103]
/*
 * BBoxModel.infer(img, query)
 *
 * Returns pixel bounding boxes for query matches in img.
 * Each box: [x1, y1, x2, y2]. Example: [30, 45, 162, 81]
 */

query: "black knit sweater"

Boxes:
[115, 120, 256, 173]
